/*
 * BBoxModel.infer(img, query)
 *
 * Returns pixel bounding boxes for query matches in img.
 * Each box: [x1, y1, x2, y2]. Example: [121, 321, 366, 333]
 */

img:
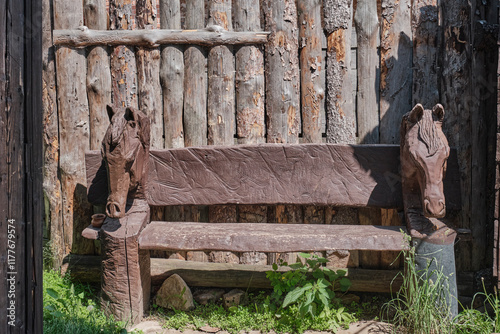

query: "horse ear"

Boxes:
[126, 107, 151, 147]
[409, 104, 424, 123]
[107, 105, 115, 121]
[432, 104, 445, 121]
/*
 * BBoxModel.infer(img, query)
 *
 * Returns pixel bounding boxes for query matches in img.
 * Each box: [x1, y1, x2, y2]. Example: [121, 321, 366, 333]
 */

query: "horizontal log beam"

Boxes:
[53, 28, 270, 47]
[61, 255, 403, 293]
[139, 222, 409, 252]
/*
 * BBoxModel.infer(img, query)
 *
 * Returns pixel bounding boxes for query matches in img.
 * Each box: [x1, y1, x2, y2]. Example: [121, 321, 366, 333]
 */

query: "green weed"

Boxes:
[43, 269, 136, 334]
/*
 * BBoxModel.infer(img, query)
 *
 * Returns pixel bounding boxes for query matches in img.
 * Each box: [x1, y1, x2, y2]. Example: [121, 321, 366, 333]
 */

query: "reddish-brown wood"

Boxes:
[139, 222, 408, 252]
[86, 144, 462, 209]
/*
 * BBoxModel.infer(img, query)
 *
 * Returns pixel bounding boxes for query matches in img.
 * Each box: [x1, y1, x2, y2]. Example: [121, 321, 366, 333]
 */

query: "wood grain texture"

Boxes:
[160, 0, 184, 149]
[54, 0, 94, 255]
[263, 0, 300, 144]
[380, 0, 412, 144]
[54, 29, 270, 47]
[136, 0, 163, 149]
[86, 144, 462, 210]
[379, 0, 412, 270]
[43, 0, 65, 268]
[100, 200, 151, 325]
[411, 0, 440, 106]
[184, 0, 207, 147]
[139, 222, 408, 252]
[298, 0, 324, 143]
[324, 0, 356, 144]
[354, 0, 380, 144]
[441, 0, 473, 271]
[84, 0, 112, 150]
[62, 256, 403, 293]
[110, 0, 138, 109]
[234, 0, 265, 145]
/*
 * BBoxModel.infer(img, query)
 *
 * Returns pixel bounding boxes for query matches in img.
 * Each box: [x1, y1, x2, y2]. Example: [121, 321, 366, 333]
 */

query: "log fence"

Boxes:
[43, 0, 498, 285]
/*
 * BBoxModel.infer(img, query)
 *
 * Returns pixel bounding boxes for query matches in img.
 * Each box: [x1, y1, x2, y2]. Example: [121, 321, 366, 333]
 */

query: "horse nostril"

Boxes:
[106, 202, 121, 218]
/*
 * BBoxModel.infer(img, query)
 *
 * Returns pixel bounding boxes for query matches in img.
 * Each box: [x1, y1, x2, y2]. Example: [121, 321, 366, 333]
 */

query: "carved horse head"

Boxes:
[101, 105, 150, 218]
[400, 103, 450, 218]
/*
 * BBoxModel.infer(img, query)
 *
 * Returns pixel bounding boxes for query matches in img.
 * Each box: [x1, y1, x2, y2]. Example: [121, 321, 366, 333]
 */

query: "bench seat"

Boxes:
[138, 222, 408, 252]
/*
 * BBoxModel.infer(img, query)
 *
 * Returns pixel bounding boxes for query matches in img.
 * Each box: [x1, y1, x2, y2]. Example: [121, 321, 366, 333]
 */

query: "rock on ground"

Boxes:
[155, 274, 195, 311]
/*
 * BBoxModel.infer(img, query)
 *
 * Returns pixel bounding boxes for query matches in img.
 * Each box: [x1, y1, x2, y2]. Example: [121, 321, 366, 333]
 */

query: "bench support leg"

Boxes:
[408, 213, 458, 319]
[100, 200, 151, 325]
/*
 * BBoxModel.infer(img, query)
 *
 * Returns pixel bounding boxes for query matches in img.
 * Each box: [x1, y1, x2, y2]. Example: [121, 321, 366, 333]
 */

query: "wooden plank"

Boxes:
[139, 222, 408, 252]
[110, 0, 138, 108]
[160, 0, 184, 149]
[86, 144, 462, 210]
[324, 0, 356, 144]
[54, 0, 94, 255]
[440, 0, 472, 271]
[84, 0, 112, 151]
[43, 0, 65, 268]
[54, 29, 270, 47]
[184, 0, 207, 147]
[298, 0, 324, 143]
[26, 0, 44, 327]
[136, 0, 163, 149]
[354, 0, 380, 144]
[263, 0, 300, 144]
[470, 0, 497, 275]
[62, 256, 403, 293]
[411, 0, 440, 106]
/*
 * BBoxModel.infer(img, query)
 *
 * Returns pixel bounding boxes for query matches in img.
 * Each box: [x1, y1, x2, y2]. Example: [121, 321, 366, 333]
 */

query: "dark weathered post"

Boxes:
[43, 0, 65, 268]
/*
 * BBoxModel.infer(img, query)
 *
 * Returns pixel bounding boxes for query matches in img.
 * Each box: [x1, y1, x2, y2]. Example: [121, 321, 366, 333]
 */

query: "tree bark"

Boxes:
[54, 0, 94, 255]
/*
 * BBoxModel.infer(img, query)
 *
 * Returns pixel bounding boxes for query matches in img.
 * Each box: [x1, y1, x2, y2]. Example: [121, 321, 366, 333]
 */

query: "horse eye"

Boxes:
[129, 121, 136, 128]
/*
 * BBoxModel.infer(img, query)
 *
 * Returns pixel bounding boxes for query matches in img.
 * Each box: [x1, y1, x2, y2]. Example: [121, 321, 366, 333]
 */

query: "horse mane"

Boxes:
[417, 110, 442, 156]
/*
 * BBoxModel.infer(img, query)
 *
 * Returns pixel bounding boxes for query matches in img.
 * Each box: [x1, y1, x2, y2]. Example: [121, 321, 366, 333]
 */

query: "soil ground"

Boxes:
[130, 320, 394, 334]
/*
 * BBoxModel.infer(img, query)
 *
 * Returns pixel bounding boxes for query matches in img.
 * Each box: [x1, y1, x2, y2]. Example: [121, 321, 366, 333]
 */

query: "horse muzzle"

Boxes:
[423, 198, 446, 218]
[106, 200, 126, 218]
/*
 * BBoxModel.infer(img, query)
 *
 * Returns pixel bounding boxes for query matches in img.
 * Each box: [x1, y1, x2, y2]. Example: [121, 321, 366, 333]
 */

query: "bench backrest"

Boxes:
[86, 143, 461, 210]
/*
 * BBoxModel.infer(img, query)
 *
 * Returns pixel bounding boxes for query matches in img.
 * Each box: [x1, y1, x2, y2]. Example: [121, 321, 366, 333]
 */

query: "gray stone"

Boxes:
[222, 289, 247, 308]
[156, 274, 195, 311]
[193, 289, 225, 305]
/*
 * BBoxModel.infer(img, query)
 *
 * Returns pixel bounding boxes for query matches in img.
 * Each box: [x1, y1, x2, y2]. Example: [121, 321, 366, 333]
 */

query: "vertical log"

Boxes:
[264, 0, 301, 264]
[160, 0, 184, 149]
[440, 0, 473, 271]
[324, 0, 356, 144]
[298, 0, 324, 143]
[184, 0, 207, 147]
[379, 0, 412, 269]
[263, 0, 300, 144]
[207, 0, 235, 146]
[110, 0, 138, 108]
[354, 0, 382, 268]
[43, 0, 65, 268]
[354, 0, 380, 143]
[411, 0, 440, 106]
[183, 0, 208, 263]
[206, 0, 238, 265]
[54, 0, 94, 255]
[136, 0, 163, 149]
[234, 0, 267, 265]
[85, 0, 112, 150]
[470, 0, 498, 273]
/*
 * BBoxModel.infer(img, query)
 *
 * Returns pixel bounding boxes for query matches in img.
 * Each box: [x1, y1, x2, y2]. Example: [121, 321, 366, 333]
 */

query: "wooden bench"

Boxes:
[84, 143, 461, 324]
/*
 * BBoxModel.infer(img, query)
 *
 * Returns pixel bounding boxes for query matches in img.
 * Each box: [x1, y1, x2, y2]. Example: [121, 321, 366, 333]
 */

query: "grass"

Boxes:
[154, 290, 358, 334]
[43, 269, 137, 334]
